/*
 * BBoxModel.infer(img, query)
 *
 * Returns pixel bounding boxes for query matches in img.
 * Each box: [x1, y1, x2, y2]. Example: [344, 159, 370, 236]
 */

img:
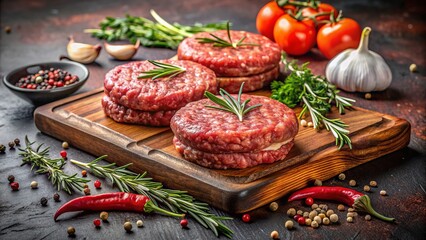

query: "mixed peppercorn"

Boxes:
[15, 68, 79, 90]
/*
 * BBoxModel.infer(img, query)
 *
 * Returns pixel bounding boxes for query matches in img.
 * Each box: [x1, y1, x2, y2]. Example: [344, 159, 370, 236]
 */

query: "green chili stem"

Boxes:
[353, 195, 395, 222]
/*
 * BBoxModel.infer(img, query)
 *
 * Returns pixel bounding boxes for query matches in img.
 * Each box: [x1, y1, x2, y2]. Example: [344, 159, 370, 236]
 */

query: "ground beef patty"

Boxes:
[174, 137, 294, 169]
[104, 60, 217, 111]
[177, 30, 281, 77]
[102, 95, 175, 127]
[170, 95, 298, 154]
[217, 66, 279, 93]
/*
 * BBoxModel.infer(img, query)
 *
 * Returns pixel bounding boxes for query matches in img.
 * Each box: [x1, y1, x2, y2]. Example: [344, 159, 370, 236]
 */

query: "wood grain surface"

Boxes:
[34, 87, 410, 212]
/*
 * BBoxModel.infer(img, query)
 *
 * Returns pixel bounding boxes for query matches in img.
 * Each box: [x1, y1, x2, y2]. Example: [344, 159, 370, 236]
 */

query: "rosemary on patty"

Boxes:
[138, 60, 186, 80]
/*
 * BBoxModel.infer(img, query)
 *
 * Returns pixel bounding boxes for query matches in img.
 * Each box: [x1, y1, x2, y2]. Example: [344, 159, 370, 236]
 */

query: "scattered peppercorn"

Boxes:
[269, 202, 279, 211]
[349, 179, 357, 186]
[296, 209, 303, 215]
[297, 217, 306, 225]
[14, 68, 79, 90]
[293, 214, 302, 221]
[347, 216, 354, 223]
[53, 193, 61, 202]
[313, 216, 322, 224]
[363, 185, 371, 192]
[286, 208, 296, 217]
[322, 217, 330, 225]
[309, 210, 317, 220]
[123, 221, 132, 232]
[311, 203, 319, 210]
[311, 220, 319, 228]
[10, 182, 19, 191]
[409, 63, 417, 72]
[93, 219, 101, 227]
[4, 26, 12, 34]
[338, 173, 346, 180]
[320, 204, 328, 211]
[100, 211, 109, 221]
[284, 220, 293, 230]
[365, 214, 372, 221]
[369, 180, 377, 187]
[337, 204, 345, 211]
[94, 180, 102, 189]
[62, 141, 69, 149]
[300, 119, 307, 127]
[305, 218, 312, 226]
[81, 170, 87, 177]
[60, 150, 67, 158]
[242, 213, 251, 223]
[380, 190, 387, 196]
[305, 197, 314, 206]
[330, 214, 339, 223]
[84, 187, 91, 195]
[347, 212, 354, 218]
[318, 213, 326, 219]
[303, 211, 309, 218]
[67, 226, 76, 236]
[348, 207, 354, 212]
[353, 212, 358, 217]
[326, 210, 334, 217]
[270, 230, 279, 239]
[364, 93, 372, 99]
[8, 141, 15, 149]
[136, 220, 144, 227]
[314, 179, 322, 186]
[307, 122, 313, 127]
[14, 138, 20, 146]
[30, 181, 38, 189]
[180, 219, 188, 228]
[83, 183, 89, 188]
[40, 197, 48, 206]
[7, 175, 15, 183]
[0, 144, 6, 153]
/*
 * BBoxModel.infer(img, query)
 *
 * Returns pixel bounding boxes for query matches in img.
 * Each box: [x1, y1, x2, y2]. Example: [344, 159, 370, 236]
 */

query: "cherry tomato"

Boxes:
[273, 14, 316, 56]
[317, 18, 362, 59]
[242, 213, 251, 223]
[305, 197, 314, 206]
[256, 1, 295, 40]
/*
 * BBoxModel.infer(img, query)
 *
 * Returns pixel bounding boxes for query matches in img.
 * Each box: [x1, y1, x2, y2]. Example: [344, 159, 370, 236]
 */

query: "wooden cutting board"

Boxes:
[34, 88, 410, 213]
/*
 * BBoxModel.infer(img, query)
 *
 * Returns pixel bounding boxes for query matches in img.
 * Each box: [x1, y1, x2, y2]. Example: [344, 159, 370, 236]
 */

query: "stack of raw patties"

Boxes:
[177, 30, 281, 93]
[102, 59, 217, 126]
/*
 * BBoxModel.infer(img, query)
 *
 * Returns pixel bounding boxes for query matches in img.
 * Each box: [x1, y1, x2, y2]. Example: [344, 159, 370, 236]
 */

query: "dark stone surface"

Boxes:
[0, 0, 425, 239]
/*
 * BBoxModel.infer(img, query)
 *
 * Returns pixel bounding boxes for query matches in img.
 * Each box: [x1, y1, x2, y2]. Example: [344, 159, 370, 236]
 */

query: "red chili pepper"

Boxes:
[288, 186, 395, 222]
[54, 192, 184, 221]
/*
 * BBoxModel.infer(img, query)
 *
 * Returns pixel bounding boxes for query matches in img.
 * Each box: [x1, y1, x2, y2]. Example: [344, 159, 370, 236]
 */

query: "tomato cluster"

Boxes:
[256, 0, 361, 59]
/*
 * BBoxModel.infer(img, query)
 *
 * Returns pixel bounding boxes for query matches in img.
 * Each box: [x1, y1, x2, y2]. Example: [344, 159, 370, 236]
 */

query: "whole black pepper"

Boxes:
[0, 144, 6, 153]
[7, 175, 15, 183]
[40, 197, 48, 206]
[14, 138, 20, 145]
[8, 141, 15, 149]
[67, 226, 76, 236]
[53, 193, 61, 202]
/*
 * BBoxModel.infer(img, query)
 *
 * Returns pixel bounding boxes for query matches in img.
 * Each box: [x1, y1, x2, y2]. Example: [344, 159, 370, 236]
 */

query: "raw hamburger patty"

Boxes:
[217, 66, 279, 93]
[102, 95, 175, 127]
[174, 137, 294, 169]
[170, 95, 298, 153]
[104, 60, 217, 111]
[177, 30, 281, 77]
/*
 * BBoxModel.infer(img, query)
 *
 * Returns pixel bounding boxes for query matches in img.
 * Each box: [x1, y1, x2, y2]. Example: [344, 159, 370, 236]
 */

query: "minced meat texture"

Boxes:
[177, 30, 281, 77]
[104, 60, 217, 111]
[173, 137, 294, 169]
[170, 95, 298, 153]
[102, 95, 176, 127]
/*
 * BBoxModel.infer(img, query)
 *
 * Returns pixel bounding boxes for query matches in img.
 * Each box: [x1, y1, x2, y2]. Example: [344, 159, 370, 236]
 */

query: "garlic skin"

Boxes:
[104, 40, 140, 60]
[66, 36, 101, 64]
[326, 27, 392, 92]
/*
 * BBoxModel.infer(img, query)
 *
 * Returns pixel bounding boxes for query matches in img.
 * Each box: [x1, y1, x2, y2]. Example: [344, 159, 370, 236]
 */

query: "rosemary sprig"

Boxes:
[137, 60, 186, 80]
[196, 21, 259, 48]
[204, 83, 262, 121]
[271, 54, 355, 149]
[71, 156, 233, 238]
[19, 136, 90, 194]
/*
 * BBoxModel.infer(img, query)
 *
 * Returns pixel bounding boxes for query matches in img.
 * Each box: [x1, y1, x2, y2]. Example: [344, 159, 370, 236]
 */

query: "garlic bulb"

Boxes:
[326, 27, 392, 92]
[65, 36, 101, 64]
[104, 40, 140, 60]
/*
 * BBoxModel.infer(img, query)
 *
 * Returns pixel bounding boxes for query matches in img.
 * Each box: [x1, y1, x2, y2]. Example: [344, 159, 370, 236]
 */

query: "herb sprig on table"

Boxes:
[19, 136, 90, 194]
[71, 156, 233, 238]
[271, 54, 355, 149]
[84, 10, 228, 49]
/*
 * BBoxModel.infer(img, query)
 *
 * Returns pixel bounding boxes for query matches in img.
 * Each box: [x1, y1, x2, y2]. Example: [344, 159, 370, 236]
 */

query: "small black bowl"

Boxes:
[3, 61, 89, 105]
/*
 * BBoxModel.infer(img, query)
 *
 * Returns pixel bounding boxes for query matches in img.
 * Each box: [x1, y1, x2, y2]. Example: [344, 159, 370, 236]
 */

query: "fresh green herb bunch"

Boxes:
[71, 156, 233, 238]
[85, 10, 228, 49]
[271, 54, 355, 149]
[19, 136, 90, 194]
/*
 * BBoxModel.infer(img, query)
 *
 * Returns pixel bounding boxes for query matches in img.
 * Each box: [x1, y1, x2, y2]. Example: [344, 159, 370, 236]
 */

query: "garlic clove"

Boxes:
[104, 40, 140, 60]
[326, 27, 392, 92]
[65, 36, 101, 64]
